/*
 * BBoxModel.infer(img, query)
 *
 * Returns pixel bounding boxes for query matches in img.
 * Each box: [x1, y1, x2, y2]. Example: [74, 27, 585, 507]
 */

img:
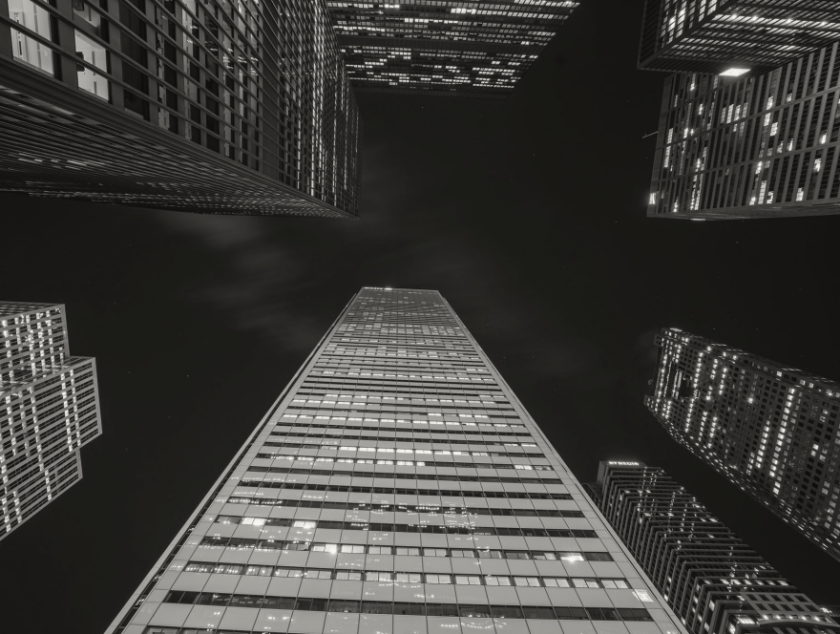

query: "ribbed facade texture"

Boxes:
[591, 462, 840, 634]
[106, 287, 687, 634]
[638, 0, 840, 75]
[647, 43, 840, 219]
[327, 1, 580, 97]
[0, 301, 102, 541]
[0, 0, 360, 217]
[645, 328, 840, 562]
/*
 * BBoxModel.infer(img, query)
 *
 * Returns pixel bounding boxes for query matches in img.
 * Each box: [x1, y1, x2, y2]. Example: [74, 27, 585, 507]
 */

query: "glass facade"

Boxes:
[647, 42, 840, 220]
[328, 1, 580, 97]
[0, 302, 102, 541]
[0, 0, 360, 217]
[638, 0, 840, 75]
[591, 462, 840, 634]
[645, 328, 840, 562]
[106, 287, 687, 634]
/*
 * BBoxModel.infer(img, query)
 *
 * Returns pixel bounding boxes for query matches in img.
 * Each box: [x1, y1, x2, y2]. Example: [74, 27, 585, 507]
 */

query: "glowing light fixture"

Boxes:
[720, 67, 750, 77]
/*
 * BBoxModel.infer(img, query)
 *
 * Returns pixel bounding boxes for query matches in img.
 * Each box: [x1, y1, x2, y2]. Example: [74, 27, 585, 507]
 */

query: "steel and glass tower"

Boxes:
[646, 42, 840, 220]
[638, 1, 840, 76]
[591, 461, 840, 634]
[646, 328, 840, 562]
[0, 301, 102, 540]
[327, 1, 581, 97]
[107, 287, 687, 634]
[0, 0, 360, 217]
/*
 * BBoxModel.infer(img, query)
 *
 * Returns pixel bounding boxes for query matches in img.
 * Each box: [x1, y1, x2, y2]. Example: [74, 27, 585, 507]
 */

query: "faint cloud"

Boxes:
[151, 211, 330, 354]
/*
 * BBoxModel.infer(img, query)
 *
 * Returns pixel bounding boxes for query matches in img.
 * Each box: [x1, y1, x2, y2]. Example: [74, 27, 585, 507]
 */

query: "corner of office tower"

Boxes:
[594, 459, 648, 489]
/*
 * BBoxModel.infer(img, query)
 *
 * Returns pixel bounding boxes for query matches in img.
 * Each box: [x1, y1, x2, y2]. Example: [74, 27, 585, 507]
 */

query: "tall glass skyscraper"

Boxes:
[638, 1, 840, 75]
[0, 301, 102, 540]
[590, 461, 840, 634]
[645, 328, 840, 562]
[327, 1, 580, 97]
[107, 287, 687, 634]
[0, 0, 360, 217]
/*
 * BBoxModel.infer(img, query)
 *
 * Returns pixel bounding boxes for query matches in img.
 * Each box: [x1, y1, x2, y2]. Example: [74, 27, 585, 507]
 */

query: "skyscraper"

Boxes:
[638, 1, 840, 75]
[590, 461, 840, 634]
[0, 0, 360, 217]
[646, 41, 840, 219]
[0, 301, 102, 540]
[106, 287, 687, 634]
[327, 1, 581, 97]
[645, 327, 840, 562]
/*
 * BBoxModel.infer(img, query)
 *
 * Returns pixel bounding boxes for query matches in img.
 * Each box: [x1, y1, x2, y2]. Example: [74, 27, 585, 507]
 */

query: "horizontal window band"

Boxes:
[261, 441, 544, 457]
[183, 562, 630, 589]
[236, 480, 576, 503]
[277, 420, 523, 431]
[272, 428, 532, 439]
[215, 516, 586, 537]
[224, 497, 581, 519]
[197, 538, 613, 561]
[256, 454, 554, 471]
[266, 436, 539, 448]
[246, 465, 561, 483]
[283, 409, 518, 417]
[160, 594, 652, 621]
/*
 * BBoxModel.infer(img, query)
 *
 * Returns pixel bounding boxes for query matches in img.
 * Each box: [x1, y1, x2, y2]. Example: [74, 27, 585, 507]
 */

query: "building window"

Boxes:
[9, 0, 56, 76]
[74, 30, 109, 100]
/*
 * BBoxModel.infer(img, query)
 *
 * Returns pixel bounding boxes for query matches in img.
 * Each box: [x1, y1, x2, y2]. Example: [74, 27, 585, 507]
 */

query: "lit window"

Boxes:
[9, 0, 55, 77]
[312, 543, 338, 553]
[424, 548, 447, 557]
[340, 544, 365, 554]
[455, 575, 482, 585]
[426, 574, 452, 584]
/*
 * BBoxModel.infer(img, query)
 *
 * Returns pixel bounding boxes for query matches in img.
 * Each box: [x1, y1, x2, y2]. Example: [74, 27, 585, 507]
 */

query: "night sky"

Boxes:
[2, 1, 840, 632]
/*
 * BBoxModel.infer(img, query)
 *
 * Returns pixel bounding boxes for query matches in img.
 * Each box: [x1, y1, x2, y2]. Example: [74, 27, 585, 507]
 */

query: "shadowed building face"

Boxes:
[0, 0, 361, 217]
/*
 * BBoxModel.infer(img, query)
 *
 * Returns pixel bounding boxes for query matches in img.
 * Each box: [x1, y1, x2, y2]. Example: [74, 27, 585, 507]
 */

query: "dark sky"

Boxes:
[2, 1, 840, 631]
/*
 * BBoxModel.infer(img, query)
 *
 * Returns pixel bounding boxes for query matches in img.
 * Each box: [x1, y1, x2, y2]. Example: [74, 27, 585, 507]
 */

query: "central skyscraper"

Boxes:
[107, 287, 687, 634]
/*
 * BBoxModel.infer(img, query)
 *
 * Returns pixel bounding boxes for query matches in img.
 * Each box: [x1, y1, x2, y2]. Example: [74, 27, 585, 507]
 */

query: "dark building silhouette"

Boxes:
[646, 328, 840, 562]
[0, 0, 360, 217]
[591, 461, 840, 634]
